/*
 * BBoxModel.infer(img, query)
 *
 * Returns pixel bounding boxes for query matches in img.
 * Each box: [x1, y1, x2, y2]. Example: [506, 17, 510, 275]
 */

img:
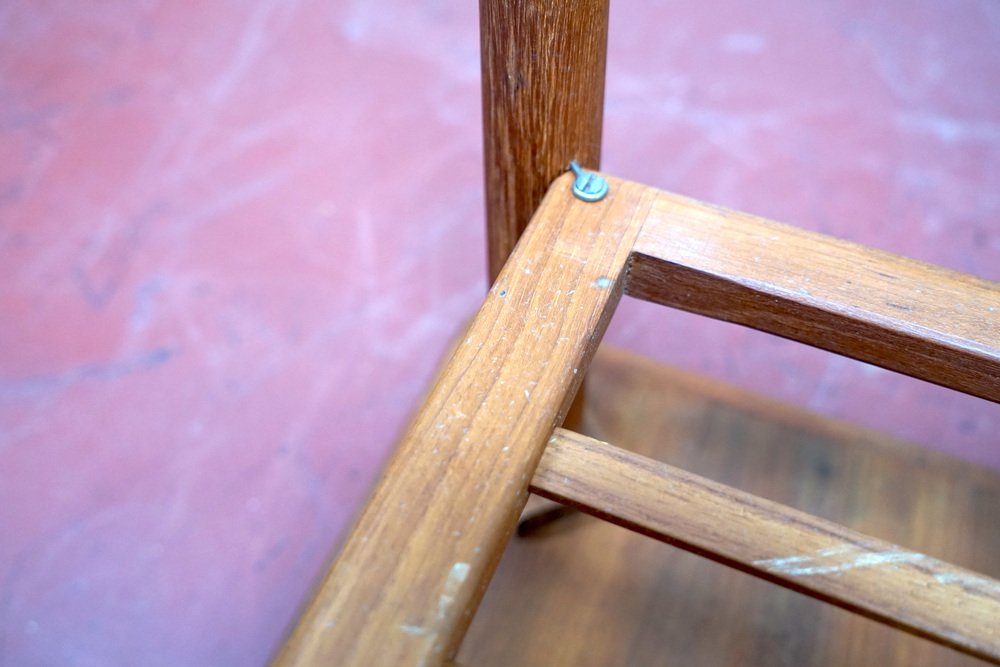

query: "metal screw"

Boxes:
[569, 161, 609, 202]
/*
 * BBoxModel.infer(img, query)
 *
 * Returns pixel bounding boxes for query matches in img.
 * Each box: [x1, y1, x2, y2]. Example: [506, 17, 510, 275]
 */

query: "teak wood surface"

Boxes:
[533, 428, 1000, 662]
[276, 175, 1000, 665]
[273, 175, 652, 666]
[479, 0, 609, 432]
[461, 346, 1000, 666]
[628, 192, 1000, 402]
[480, 0, 609, 282]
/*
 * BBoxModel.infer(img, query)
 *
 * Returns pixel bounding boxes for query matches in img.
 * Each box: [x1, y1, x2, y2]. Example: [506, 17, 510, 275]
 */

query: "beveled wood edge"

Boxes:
[271, 175, 653, 666]
[532, 428, 1000, 664]
[625, 185, 1000, 402]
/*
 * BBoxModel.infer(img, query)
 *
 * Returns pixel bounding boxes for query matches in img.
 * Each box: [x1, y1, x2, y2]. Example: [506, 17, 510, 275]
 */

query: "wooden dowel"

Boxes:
[532, 428, 1000, 663]
[480, 0, 610, 282]
[625, 187, 1000, 401]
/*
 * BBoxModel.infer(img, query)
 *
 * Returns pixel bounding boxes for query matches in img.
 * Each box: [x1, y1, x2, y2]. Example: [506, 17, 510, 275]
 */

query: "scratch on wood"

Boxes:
[886, 302, 914, 312]
[754, 545, 927, 576]
[435, 562, 471, 622]
[934, 571, 1000, 597]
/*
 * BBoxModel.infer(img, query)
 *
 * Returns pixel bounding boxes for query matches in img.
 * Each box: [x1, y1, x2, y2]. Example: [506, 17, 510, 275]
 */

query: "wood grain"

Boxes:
[626, 188, 1000, 401]
[531, 427, 1000, 663]
[271, 175, 652, 666]
[461, 346, 1000, 666]
[480, 0, 609, 282]
[275, 168, 999, 662]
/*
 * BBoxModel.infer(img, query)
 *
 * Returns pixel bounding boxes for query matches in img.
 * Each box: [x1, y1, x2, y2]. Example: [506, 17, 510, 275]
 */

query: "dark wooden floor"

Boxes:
[459, 345, 1000, 666]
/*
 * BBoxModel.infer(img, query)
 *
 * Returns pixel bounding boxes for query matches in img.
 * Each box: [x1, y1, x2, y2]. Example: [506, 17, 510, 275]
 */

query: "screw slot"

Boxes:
[569, 161, 609, 202]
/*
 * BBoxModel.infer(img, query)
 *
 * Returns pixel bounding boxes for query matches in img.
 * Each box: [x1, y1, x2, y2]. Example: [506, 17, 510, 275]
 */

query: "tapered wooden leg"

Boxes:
[479, 0, 609, 282]
[480, 0, 610, 438]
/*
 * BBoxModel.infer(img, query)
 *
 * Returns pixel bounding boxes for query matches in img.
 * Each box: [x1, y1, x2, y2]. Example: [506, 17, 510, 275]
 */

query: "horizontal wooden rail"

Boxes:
[531, 428, 1000, 663]
[625, 188, 1000, 402]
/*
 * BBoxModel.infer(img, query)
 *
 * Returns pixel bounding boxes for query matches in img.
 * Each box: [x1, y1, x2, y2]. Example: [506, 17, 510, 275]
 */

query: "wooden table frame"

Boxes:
[272, 173, 1000, 666]
[274, 1, 999, 663]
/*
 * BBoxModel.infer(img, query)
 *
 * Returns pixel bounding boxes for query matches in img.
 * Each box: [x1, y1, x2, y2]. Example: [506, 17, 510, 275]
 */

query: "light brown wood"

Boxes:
[272, 175, 653, 666]
[461, 346, 1000, 666]
[480, 0, 609, 435]
[626, 188, 1000, 401]
[277, 169, 1000, 663]
[480, 0, 609, 282]
[531, 427, 1000, 663]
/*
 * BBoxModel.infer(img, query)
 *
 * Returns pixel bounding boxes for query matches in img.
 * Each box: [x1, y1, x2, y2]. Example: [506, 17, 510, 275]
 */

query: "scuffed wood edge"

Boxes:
[532, 428, 1000, 664]
[271, 175, 652, 666]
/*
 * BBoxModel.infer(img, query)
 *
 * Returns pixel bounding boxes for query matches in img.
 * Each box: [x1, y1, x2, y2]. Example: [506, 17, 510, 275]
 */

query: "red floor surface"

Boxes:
[2, 1, 998, 665]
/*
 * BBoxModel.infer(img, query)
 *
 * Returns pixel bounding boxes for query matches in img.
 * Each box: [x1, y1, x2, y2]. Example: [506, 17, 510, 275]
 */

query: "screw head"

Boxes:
[568, 161, 609, 202]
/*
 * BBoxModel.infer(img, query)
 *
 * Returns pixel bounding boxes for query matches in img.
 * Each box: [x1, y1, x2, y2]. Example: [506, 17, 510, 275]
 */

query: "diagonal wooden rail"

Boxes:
[532, 428, 1000, 664]
[273, 175, 654, 666]
[274, 173, 1000, 666]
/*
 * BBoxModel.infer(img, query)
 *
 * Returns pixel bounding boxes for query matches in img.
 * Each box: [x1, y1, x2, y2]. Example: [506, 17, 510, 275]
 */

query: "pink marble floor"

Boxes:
[1, 1, 998, 664]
